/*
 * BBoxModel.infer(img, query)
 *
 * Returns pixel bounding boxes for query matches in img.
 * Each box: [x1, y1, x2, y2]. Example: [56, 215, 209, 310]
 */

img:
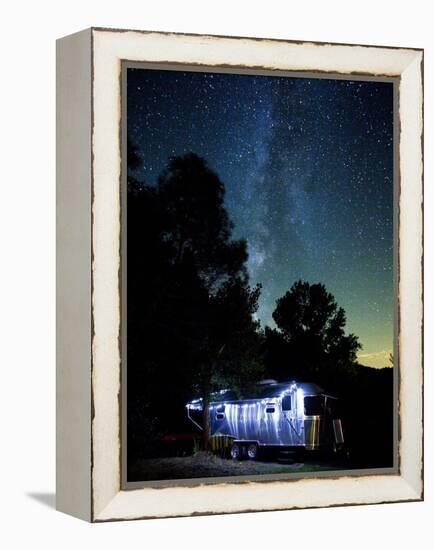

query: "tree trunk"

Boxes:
[202, 394, 211, 451]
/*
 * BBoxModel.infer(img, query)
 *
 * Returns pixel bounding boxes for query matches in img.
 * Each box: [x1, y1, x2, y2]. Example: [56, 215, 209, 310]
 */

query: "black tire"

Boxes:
[246, 443, 258, 460]
[230, 442, 242, 461]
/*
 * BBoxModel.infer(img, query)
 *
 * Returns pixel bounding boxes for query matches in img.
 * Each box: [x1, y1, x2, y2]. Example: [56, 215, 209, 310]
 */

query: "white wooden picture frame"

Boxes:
[56, 27, 423, 522]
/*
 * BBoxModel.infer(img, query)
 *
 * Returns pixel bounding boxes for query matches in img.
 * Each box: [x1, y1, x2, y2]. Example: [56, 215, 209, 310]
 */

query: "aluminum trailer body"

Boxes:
[186, 381, 344, 457]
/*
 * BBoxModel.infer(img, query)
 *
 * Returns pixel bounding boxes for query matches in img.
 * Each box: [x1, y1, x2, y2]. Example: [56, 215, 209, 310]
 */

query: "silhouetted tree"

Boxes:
[127, 152, 264, 461]
[266, 281, 360, 387]
[196, 278, 264, 449]
[157, 153, 248, 288]
[155, 154, 264, 448]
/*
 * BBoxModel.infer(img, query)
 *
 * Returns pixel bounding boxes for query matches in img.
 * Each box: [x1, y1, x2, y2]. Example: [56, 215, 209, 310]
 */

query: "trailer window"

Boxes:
[304, 396, 325, 416]
[215, 404, 225, 420]
[281, 395, 292, 411]
[265, 405, 275, 413]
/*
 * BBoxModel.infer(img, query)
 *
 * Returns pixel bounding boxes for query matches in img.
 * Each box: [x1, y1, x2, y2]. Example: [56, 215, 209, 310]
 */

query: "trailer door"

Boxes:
[280, 393, 304, 446]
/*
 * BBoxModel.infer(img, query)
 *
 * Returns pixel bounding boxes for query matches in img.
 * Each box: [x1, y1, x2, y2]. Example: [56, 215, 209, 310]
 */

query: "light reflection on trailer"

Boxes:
[186, 380, 344, 460]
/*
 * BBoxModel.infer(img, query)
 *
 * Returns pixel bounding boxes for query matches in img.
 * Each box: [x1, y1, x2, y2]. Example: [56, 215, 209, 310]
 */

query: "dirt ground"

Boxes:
[128, 451, 342, 482]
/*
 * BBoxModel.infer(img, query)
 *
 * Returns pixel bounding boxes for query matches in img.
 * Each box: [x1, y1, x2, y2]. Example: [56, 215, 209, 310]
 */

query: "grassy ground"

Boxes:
[128, 451, 342, 482]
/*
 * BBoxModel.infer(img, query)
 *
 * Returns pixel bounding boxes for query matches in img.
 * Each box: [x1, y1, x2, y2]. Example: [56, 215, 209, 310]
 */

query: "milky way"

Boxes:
[127, 68, 394, 367]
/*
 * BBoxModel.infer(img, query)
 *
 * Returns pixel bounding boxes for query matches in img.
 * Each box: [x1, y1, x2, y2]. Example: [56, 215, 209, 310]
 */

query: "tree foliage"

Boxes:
[157, 153, 248, 288]
[127, 152, 264, 458]
[266, 280, 361, 387]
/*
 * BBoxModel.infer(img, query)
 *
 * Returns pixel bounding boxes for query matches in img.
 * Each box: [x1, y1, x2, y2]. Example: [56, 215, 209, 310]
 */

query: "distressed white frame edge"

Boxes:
[56, 28, 92, 522]
[79, 28, 422, 522]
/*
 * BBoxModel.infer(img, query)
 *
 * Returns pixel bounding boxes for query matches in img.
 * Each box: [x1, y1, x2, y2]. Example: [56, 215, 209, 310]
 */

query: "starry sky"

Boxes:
[127, 68, 394, 369]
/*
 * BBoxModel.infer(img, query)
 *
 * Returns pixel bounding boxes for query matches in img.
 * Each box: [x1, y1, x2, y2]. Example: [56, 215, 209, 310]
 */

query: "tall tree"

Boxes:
[155, 154, 264, 448]
[157, 153, 248, 288]
[127, 152, 264, 456]
[266, 280, 360, 386]
[197, 277, 264, 449]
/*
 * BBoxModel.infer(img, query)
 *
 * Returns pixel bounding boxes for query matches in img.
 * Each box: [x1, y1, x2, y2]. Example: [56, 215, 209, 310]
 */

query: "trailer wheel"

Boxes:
[246, 443, 258, 460]
[230, 442, 242, 460]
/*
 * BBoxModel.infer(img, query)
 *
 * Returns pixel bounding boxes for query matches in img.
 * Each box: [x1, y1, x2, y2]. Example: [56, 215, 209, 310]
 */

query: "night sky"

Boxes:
[127, 68, 394, 369]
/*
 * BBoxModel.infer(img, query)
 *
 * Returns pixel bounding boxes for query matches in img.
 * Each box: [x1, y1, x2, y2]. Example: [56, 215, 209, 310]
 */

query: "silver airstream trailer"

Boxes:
[186, 380, 344, 460]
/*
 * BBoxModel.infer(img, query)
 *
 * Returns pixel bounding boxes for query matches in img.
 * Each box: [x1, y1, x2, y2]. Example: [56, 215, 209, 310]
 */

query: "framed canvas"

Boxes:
[56, 27, 423, 522]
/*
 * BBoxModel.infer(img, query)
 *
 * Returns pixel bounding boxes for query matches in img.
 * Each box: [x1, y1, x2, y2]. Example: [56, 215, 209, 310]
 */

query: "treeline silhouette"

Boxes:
[127, 149, 393, 475]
